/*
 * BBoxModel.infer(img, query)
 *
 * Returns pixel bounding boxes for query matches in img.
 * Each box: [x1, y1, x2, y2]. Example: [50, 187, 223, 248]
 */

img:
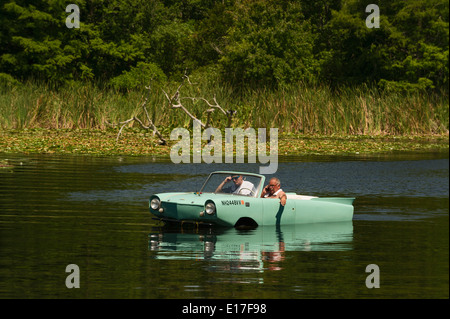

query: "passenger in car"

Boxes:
[261, 177, 287, 206]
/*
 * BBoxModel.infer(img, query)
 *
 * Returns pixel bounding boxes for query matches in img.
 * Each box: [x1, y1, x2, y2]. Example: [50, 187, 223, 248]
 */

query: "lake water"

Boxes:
[0, 152, 448, 299]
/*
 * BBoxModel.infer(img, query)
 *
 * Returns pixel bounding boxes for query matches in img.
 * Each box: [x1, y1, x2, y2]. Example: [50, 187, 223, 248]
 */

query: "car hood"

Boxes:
[154, 192, 210, 206]
[153, 192, 252, 206]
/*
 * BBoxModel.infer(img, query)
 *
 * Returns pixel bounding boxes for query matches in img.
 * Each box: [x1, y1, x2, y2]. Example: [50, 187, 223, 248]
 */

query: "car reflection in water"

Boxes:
[148, 221, 353, 274]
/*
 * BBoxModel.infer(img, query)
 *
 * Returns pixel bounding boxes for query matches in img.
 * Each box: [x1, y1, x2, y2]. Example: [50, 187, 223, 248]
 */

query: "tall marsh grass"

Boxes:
[0, 80, 448, 136]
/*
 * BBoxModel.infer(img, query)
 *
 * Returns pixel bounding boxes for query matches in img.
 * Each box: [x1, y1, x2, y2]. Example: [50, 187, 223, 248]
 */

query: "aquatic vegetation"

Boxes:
[0, 128, 447, 157]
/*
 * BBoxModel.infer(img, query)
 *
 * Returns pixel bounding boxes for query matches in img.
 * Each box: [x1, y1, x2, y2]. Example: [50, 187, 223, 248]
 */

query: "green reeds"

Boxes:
[0, 80, 448, 136]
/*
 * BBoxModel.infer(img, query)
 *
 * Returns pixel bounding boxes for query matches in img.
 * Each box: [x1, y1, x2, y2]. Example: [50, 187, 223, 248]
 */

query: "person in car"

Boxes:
[215, 175, 256, 196]
[261, 177, 287, 206]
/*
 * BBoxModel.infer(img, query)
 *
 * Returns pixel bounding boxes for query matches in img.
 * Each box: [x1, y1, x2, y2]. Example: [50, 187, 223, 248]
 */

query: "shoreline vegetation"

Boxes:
[1, 80, 448, 135]
[0, 128, 448, 158]
[1, 1, 448, 158]
[0, 129, 449, 161]
[0, 80, 448, 157]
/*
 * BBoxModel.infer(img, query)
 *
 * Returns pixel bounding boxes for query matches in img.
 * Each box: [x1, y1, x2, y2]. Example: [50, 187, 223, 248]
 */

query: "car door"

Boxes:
[262, 198, 296, 226]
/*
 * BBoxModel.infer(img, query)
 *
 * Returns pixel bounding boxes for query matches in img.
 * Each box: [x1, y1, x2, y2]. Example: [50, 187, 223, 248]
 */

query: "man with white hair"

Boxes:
[261, 177, 287, 206]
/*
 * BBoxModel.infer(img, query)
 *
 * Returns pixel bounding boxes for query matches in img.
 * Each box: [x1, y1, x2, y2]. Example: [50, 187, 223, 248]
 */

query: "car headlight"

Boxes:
[150, 198, 161, 210]
[205, 201, 216, 215]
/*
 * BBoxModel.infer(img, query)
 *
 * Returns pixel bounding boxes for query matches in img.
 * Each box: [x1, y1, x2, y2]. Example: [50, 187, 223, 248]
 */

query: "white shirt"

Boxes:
[264, 188, 283, 198]
[224, 180, 256, 196]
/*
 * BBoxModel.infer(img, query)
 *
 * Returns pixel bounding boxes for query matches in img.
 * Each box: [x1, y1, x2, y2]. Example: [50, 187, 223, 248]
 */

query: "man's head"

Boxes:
[268, 177, 281, 193]
[231, 175, 243, 186]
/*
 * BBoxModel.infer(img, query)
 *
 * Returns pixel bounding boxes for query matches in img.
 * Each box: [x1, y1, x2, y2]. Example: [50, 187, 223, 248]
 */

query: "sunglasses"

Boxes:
[231, 176, 240, 181]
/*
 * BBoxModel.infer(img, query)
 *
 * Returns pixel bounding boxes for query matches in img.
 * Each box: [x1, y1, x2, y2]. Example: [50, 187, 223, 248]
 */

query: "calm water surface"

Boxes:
[0, 152, 448, 298]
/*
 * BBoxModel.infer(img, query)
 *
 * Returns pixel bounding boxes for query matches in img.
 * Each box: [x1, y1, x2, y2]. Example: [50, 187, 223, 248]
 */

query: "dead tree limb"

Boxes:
[162, 70, 237, 130]
[107, 70, 238, 147]
[106, 85, 167, 145]
[161, 70, 208, 128]
[195, 96, 236, 127]
[196, 96, 227, 115]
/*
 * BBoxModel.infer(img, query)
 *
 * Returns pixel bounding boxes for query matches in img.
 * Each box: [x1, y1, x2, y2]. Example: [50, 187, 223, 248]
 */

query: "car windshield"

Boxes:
[200, 172, 263, 197]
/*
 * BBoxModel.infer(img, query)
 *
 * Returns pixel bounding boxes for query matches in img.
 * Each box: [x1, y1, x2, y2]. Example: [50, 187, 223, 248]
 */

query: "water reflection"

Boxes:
[149, 222, 353, 273]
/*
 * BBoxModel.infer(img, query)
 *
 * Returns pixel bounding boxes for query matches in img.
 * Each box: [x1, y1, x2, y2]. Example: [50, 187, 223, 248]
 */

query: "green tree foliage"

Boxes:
[321, 0, 449, 90]
[0, 0, 448, 91]
[110, 61, 167, 90]
[218, 0, 319, 88]
[379, 0, 449, 90]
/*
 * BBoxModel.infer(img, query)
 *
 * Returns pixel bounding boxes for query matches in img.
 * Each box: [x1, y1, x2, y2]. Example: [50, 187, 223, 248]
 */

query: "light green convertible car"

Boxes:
[149, 171, 355, 228]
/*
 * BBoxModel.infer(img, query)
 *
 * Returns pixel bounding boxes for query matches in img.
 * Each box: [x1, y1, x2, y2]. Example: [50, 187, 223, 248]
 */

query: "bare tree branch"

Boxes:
[106, 83, 167, 145]
[181, 96, 227, 115]
[107, 69, 237, 148]
[161, 69, 208, 128]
